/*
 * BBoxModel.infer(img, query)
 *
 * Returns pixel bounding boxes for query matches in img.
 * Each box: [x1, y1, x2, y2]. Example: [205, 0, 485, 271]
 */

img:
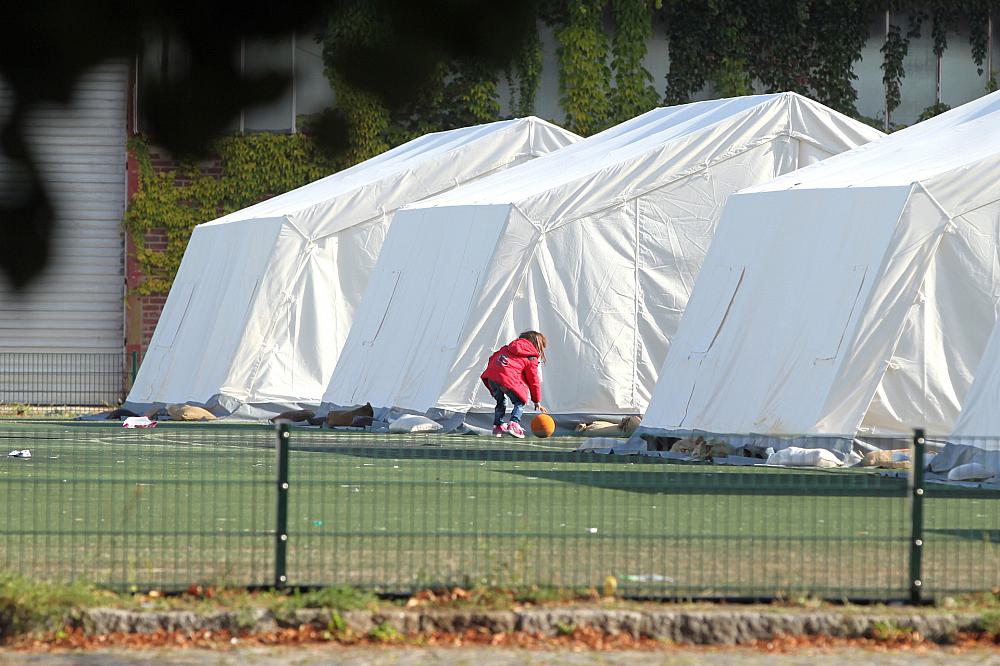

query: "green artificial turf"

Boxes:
[0, 420, 998, 600]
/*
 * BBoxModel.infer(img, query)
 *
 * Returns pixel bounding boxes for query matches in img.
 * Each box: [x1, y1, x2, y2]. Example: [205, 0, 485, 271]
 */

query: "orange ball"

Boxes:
[530, 413, 556, 438]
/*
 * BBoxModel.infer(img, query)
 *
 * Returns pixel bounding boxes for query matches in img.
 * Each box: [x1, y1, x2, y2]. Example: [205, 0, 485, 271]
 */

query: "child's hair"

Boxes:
[518, 330, 547, 363]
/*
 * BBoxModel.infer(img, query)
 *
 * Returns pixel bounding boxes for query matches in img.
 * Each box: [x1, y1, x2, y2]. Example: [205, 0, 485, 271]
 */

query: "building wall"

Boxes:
[0, 63, 128, 405]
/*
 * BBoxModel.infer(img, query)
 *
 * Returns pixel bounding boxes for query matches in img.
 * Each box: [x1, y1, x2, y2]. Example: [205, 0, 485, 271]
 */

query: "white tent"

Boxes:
[637, 91, 1000, 447]
[125, 117, 579, 417]
[931, 301, 1000, 478]
[322, 93, 881, 423]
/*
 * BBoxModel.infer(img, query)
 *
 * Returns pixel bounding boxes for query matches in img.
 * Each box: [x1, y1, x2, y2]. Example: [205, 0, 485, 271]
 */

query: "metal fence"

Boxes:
[0, 352, 124, 406]
[0, 421, 998, 601]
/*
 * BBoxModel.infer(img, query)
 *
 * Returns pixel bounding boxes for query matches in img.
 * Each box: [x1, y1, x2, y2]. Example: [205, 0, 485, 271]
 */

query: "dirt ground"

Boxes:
[3, 646, 1000, 665]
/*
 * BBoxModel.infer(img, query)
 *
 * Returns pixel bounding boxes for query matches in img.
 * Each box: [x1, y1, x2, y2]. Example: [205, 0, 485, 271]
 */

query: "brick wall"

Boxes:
[125, 145, 225, 380]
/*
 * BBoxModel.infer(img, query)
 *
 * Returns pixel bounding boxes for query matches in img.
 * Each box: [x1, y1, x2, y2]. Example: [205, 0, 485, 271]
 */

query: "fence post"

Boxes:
[909, 428, 926, 604]
[275, 423, 290, 588]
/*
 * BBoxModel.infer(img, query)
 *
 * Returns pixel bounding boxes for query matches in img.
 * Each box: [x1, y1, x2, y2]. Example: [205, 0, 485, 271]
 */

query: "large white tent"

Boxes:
[125, 117, 579, 417]
[636, 91, 1000, 448]
[931, 306, 1000, 477]
[322, 93, 881, 423]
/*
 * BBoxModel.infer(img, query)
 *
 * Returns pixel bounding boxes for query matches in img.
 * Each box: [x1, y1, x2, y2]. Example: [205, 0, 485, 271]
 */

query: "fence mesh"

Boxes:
[921, 435, 1000, 598]
[0, 422, 274, 589]
[0, 352, 124, 406]
[0, 421, 998, 600]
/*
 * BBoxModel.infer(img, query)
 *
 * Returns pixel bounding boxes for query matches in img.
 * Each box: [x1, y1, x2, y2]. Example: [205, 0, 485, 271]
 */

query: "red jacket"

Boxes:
[480, 338, 542, 405]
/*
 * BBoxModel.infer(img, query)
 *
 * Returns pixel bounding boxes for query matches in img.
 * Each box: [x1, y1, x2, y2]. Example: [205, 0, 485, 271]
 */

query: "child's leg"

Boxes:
[506, 389, 526, 423]
[488, 381, 507, 426]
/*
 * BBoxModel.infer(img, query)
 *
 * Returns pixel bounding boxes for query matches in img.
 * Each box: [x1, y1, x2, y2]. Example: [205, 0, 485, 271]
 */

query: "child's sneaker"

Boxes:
[506, 421, 526, 439]
[492, 424, 507, 437]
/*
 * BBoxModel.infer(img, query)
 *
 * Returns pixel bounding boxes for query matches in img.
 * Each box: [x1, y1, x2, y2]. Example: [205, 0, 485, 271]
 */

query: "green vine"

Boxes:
[610, 0, 658, 124]
[555, 0, 613, 135]
[451, 61, 502, 124]
[917, 101, 952, 121]
[320, 1, 392, 163]
[660, 0, 717, 104]
[319, 1, 994, 140]
[660, 1, 876, 116]
[511, 21, 544, 117]
[966, 0, 992, 75]
[881, 19, 909, 119]
[125, 134, 336, 295]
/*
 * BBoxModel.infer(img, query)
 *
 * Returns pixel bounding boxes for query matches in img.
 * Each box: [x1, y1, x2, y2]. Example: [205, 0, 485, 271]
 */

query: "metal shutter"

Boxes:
[0, 63, 127, 405]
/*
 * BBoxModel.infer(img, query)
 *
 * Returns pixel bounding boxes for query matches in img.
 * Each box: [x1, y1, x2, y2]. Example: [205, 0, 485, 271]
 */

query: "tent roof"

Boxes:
[202, 116, 572, 227]
[403, 92, 881, 222]
[746, 89, 1000, 193]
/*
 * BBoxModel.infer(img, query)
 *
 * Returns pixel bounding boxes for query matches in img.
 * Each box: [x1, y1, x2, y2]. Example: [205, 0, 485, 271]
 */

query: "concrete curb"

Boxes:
[75, 607, 990, 645]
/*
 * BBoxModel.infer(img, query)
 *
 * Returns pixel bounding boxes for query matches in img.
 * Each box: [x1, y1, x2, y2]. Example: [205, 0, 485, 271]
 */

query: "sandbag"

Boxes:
[947, 462, 995, 482]
[388, 414, 443, 434]
[270, 409, 315, 424]
[766, 446, 841, 468]
[692, 438, 735, 460]
[574, 416, 643, 438]
[166, 404, 217, 421]
[326, 403, 374, 427]
[668, 436, 734, 460]
[576, 437, 628, 452]
[861, 449, 911, 469]
[670, 436, 703, 455]
[619, 415, 641, 436]
[574, 420, 620, 436]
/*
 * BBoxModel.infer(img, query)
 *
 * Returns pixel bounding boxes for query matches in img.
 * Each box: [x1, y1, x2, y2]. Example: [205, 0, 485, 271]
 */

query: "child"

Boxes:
[480, 330, 547, 438]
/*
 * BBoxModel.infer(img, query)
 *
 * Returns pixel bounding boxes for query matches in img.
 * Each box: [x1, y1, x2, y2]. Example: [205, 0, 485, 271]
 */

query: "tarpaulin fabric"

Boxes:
[322, 93, 881, 419]
[125, 117, 579, 416]
[638, 90, 1000, 446]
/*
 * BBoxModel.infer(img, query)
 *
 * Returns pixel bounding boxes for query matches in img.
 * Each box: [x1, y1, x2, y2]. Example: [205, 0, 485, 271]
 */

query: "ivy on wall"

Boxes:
[661, 1, 879, 116]
[610, 0, 660, 124]
[318, 0, 994, 143]
[319, 0, 505, 159]
[554, 1, 614, 135]
[320, 1, 392, 163]
[130, 1, 997, 295]
[125, 134, 336, 295]
[879, 1, 994, 126]
[510, 22, 544, 118]
[881, 19, 910, 119]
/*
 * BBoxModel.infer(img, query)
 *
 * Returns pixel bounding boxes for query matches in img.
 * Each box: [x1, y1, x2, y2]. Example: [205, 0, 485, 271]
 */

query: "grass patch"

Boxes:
[869, 620, 915, 641]
[979, 610, 1000, 637]
[280, 586, 378, 611]
[404, 585, 596, 609]
[369, 621, 401, 643]
[555, 620, 576, 636]
[0, 575, 108, 637]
